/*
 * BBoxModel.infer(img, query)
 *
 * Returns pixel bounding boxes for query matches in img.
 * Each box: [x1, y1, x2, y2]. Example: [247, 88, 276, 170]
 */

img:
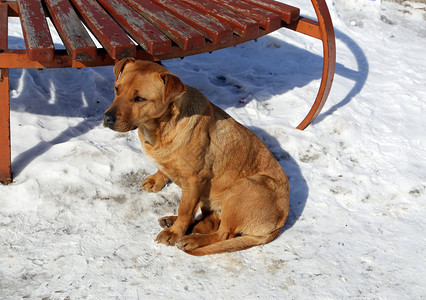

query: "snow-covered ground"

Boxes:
[1, 0, 425, 298]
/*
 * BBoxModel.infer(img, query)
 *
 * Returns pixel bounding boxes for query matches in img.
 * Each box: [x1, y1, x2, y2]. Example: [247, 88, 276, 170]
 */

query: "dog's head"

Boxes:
[103, 58, 186, 132]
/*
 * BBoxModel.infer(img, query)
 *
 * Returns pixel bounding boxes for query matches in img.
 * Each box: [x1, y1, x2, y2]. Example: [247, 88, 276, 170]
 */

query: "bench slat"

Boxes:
[124, 0, 205, 51]
[44, 0, 97, 61]
[209, 0, 281, 32]
[240, 0, 300, 24]
[70, 0, 136, 60]
[151, 0, 233, 45]
[179, 0, 259, 39]
[17, 0, 54, 62]
[97, 0, 171, 56]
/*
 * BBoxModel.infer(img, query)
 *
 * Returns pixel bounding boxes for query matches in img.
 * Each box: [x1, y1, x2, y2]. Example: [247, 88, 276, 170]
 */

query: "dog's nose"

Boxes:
[103, 112, 116, 128]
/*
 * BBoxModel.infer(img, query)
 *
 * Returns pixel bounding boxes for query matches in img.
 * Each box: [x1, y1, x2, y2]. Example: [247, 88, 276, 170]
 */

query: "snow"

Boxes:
[1, 0, 425, 298]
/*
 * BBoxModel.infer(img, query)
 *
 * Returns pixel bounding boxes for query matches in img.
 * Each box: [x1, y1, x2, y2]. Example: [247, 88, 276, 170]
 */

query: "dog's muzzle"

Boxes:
[103, 112, 116, 129]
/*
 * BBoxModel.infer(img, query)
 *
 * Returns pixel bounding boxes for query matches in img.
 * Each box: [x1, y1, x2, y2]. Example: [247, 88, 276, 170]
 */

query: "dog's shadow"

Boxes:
[249, 127, 308, 231]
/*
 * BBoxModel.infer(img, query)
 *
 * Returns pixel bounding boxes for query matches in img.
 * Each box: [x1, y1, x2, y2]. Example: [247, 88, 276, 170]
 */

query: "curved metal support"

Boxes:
[296, 0, 336, 130]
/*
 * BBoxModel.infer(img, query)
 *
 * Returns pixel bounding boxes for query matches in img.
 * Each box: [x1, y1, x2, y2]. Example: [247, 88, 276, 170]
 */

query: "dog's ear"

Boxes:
[113, 57, 135, 81]
[161, 73, 186, 103]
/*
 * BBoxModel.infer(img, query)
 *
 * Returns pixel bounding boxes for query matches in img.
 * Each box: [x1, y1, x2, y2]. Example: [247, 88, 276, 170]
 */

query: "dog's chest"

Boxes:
[139, 127, 156, 146]
[141, 143, 182, 184]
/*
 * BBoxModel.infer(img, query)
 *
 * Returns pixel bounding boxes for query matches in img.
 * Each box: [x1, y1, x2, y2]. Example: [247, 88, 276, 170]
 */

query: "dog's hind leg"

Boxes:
[178, 229, 282, 256]
[142, 170, 170, 193]
[177, 229, 232, 251]
[192, 210, 220, 234]
[177, 175, 288, 255]
[158, 209, 220, 233]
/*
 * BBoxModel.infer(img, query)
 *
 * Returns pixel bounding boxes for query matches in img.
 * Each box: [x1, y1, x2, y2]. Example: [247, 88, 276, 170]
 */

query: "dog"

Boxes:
[103, 58, 289, 256]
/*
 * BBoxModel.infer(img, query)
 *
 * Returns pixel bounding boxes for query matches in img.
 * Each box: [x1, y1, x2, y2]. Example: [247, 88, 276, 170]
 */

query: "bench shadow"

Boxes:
[11, 118, 98, 178]
[9, 65, 112, 177]
[9, 36, 114, 177]
[315, 30, 369, 123]
[167, 28, 368, 126]
[249, 127, 309, 231]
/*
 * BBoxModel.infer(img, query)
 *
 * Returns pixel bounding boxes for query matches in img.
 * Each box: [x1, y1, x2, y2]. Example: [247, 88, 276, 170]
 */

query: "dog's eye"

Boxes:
[134, 96, 147, 103]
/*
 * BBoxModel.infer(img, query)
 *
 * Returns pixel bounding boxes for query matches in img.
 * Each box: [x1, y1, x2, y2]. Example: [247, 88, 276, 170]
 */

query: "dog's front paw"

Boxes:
[155, 228, 182, 246]
[158, 216, 177, 228]
[141, 174, 167, 193]
[177, 235, 200, 251]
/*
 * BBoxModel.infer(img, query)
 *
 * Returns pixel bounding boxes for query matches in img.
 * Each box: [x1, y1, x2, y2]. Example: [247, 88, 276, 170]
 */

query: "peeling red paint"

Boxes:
[124, 0, 205, 51]
[97, 0, 171, 55]
[151, 0, 233, 44]
[44, 0, 97, 61]
[240, 0, 300, 24]
[208, 0, 281, 32]
[70, 0, 136, 60]
[179, 0, 259, 39]
[17, 0, 55, 62]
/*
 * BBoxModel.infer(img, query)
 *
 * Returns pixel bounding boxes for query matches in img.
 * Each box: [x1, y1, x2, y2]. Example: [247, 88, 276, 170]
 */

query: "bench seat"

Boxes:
[6, 0, 300, 64]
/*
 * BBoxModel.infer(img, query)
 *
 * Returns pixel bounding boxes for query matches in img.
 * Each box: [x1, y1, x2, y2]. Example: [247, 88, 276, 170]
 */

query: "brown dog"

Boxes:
[103, 58, 289, 256]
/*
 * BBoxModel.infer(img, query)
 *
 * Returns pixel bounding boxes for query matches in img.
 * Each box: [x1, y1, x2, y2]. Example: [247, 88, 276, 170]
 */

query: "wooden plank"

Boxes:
[123, 0, 205, 51]
[151, 0, 233, 44]
[0, 3, 11, 183]
[0, 48, 134, 68]
[97, 0, 171, 55]
[240, 0, 300, 24]
[179, 0, 259, 39]
[209, 0, 281, 32]
[16, 0, 55, 61]
[70, 0, 136, 60]
[284, 17, 321, 40]
[44, 0, 97, 61]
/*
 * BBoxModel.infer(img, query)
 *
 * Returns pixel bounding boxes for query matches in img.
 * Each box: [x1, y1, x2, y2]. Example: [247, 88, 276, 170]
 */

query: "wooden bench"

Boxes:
[0, 0, 336, 184]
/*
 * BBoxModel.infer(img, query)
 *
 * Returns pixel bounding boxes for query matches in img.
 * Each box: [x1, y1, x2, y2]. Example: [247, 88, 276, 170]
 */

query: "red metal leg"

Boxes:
[296, 0, 336, 130]
[0, 68, 11, 184]
[0, 3, 11, 184]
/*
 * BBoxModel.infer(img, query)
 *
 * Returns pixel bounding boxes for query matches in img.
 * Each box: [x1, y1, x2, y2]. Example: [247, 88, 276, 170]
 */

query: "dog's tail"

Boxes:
[183, 228, 282, 256]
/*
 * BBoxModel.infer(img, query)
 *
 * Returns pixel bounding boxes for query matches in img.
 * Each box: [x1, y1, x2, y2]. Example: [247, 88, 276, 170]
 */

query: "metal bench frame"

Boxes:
[0, 0, 336, 184]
